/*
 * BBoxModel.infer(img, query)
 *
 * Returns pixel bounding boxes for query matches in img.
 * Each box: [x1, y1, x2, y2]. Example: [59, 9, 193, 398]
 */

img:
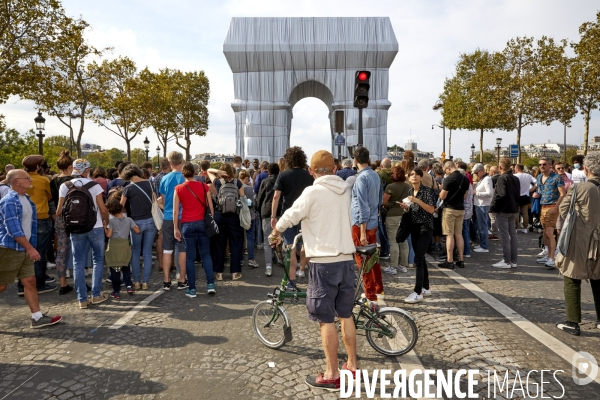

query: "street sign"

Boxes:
[334, 134, 345, 146]
[510, 144, 519, 158]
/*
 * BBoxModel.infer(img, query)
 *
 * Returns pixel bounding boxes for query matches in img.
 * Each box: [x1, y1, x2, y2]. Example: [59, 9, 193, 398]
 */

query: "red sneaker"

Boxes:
[305, 372, 340, 391]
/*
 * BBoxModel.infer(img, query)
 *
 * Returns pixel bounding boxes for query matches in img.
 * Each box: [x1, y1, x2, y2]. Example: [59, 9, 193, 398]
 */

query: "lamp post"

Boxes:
[470, 143, 475, 163]
[34, 112, 46, 156]
[496, 137, 502, 164]
[156, 145, 160, 169]
[144, 136, 150, 161]
[432, 124, 446, 161]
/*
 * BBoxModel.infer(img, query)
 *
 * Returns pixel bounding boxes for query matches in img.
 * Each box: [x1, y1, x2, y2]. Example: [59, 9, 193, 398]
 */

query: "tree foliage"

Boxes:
[0, 129, 37, 168]
[22, 17, 109, 158]
[90, 57, 146, 161]
[85, 148, 124, 170]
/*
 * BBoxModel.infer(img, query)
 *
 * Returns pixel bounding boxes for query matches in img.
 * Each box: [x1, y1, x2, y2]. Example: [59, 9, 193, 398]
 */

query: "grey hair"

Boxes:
[443, 160, 456, 170]
[417, 159, 429, 169]
[472, 163, 485, 173]
[583, 152, 600, 177]
[342, 159, 353, 168]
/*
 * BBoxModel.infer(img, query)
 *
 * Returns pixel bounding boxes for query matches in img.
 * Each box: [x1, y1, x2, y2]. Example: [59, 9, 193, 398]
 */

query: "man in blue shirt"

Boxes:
[0, 170, 62, 328]
[159, 151, 186, 290]
[351, 147, 383, 304]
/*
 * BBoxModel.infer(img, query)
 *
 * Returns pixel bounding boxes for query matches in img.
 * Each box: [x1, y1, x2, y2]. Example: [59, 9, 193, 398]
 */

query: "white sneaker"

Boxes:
[176, 272, 180, 280]
[398, 266, 408, 273]
[296, 269, 305, 278]
[421, 288, 432, 297]
[407, 264, 414, 268]
[511, 263, 517, 268]
[521, 229, 528, 234]
[265, 266, 272, 276]
[474, 248, 489, 253]
[47, 262, 56, 269]
[492, 260, 512, 269]
[473, 244, 481, 249]
[545, 259, 556, 268]
[66, 269, 71, 278]
[464, 254, 471, 258]
[536, 256, 549, 264]
[404, 292, 423, 303]
[383, 266, 397, 275]
[537, 248, 548, 257]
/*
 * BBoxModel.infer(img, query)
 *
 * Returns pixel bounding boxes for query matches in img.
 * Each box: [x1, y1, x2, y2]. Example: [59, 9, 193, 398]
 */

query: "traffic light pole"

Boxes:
[358, 107, 363, 147]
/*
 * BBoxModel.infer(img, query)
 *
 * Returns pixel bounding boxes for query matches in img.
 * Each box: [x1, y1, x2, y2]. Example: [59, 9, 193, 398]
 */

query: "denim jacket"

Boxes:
[351, 167, 382, 230]
[0, 189, 38, 251]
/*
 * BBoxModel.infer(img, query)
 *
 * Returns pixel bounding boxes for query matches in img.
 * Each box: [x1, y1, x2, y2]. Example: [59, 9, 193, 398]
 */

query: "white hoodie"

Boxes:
[276, 174, 356, 263]
[473, 175, 494, 207]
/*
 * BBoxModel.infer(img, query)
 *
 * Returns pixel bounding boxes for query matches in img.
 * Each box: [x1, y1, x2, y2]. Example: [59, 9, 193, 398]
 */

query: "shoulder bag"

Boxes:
[183, 182, 219, 238]
[130, 182, 163, 230]
[556, 183, 578, 256]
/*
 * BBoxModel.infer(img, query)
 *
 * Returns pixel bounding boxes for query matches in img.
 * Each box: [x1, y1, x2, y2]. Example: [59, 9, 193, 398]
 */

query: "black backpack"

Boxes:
[62, 180, 99, 234]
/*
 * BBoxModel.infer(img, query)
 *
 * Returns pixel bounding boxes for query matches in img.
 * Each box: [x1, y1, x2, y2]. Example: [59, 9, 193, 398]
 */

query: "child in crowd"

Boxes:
[239, 170, 259, 268]
[103, 198, 140, 299]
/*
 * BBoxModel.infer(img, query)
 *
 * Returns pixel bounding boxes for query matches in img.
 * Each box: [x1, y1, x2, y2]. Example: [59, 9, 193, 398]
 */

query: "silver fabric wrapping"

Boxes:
[223, 17, 398, 162]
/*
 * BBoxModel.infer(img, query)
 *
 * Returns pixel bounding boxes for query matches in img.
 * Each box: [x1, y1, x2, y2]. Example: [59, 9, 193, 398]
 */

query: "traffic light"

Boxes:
[353, 71, 371, 108]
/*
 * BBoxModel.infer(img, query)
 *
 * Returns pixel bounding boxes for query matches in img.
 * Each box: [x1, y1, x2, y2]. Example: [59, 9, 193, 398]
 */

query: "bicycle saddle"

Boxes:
[355, 244, 377, 256]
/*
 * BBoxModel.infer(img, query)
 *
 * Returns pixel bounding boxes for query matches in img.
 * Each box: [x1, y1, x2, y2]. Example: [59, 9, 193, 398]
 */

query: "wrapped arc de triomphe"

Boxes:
[223, 17, 398, 162]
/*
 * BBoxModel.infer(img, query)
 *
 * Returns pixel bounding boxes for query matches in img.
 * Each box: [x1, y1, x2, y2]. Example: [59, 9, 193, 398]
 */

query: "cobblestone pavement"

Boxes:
[0, 232, 599, 399]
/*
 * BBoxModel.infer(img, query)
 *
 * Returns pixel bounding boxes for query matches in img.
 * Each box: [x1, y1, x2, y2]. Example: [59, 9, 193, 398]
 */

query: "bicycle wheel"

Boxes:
[252, 300, 289, 349]
[365, 307, 418, 357]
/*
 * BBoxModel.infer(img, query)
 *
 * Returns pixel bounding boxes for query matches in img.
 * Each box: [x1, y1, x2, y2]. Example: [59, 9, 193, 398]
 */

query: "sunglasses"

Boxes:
[556, 167, 564, 170]
[538, 163, 547, 166]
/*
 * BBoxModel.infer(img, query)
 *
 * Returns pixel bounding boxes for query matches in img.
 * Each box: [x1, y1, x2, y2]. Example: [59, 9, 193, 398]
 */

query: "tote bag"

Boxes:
[556, 183, 577, 256]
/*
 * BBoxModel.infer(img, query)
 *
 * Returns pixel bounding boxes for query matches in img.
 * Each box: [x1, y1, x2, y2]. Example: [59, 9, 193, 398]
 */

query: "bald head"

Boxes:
[6, 169, 31, 194]
[4, 164, 14, 173]
[489, 166, 499, 176]
[381, 158, 392, 169]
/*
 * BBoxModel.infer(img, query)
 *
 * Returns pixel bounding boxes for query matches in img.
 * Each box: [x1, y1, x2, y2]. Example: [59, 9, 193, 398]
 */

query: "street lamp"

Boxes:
[144, 136, 150, 161]
[432, 124, 446, 161]
[156, 145, 160, 169]
[470, 143, 475, 163]
[34, 112, 46, 156]
[496, 137, 502, 164]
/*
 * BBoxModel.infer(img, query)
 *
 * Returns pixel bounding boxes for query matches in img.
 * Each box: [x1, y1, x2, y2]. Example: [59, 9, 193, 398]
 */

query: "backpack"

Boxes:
[217, 178, 240, 214]
[62, 180, 99, 234]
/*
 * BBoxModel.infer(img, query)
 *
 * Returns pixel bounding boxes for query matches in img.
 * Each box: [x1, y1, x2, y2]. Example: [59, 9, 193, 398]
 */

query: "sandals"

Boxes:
[232, 273, 242, 281]
[215, 273, 223, 281]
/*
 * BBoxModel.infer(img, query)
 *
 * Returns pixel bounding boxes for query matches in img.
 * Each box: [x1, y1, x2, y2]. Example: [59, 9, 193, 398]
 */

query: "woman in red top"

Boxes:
[173, 163, 215, 298]
[92, 167, 109, 200]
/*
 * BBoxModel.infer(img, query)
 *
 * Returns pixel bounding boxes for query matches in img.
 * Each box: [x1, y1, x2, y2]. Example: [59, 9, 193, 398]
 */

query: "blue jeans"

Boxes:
[475, 206, 490, 250]
[407, 234, 415, 265]
[130, 218, 156, 284]
[182, 220, 214, 290]
[378, 217, 390, 256]
[246, 214, 256, 260]
[18, 218, 52, 291]
[71, 227, 105, 301]
[462, 219, 471, 256]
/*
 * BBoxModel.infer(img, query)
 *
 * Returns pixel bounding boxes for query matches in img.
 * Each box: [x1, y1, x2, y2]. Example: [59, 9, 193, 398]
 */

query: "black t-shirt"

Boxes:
[122, 180, 154, 221]
[273, 168, 314, 212]
[442, 171, 469, 210]
[51, 175, 73, 206]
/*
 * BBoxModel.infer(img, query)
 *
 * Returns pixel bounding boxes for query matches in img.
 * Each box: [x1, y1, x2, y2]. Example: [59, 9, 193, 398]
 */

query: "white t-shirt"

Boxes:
[571, 168, 587, 183]
[19, 195, 32, 240]
[514, 172, 537, 197]
[0, 184, 9, 200]
[58, 177, 105, 229]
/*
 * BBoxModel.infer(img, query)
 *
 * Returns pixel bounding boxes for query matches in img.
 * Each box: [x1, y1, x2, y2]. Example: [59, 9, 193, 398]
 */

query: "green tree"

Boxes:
[387, 144, 404, 152]
[172, 70, 210, 161]
[481, 152, 497, 164]
[440, 50, 514, 162]
[90, 57, 146, 161]
[85, 148, 124, 170]
[140, 68, 177, 158]
[130, 148, 147, 166]
[0, 0, 67, 104]
[43, 135, 70, 170]
[0, 129, 37, 168]
[23, 17, 109, 158]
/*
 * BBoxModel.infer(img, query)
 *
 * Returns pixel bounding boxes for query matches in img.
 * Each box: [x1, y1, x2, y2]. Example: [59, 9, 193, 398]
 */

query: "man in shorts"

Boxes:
[0, 170, 62, 328]
[534, 157, 566, 268]
[270, 150, 357, 391]
[159, 151, 187, 290]
[438, 161, 469, 269]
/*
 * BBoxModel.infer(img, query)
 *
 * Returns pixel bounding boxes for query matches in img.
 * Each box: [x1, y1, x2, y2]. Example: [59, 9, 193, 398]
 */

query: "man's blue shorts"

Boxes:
[306, 260, 356, 323]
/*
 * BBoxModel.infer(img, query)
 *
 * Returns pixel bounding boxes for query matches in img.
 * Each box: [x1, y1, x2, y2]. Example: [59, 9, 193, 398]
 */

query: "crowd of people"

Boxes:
[1, 144, 599, 388]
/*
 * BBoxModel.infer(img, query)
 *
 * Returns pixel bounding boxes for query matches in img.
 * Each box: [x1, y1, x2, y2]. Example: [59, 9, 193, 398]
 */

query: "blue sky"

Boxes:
[2, 0, 599, 162]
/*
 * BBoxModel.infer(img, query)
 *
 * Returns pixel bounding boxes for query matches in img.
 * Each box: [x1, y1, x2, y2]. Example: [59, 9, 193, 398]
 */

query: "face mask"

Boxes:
[574, 163, 581, 169]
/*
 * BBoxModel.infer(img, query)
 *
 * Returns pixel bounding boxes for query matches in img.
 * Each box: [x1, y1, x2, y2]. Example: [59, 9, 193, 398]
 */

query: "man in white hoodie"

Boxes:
[270, 150, 357, 391]
[472, 163, 494, 253]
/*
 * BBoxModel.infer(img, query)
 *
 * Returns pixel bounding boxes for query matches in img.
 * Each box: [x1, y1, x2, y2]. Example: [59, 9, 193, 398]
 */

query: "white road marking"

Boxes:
[435, 265, 600, 386]
[0, 371, 39, 400]
[108, 289, 164, 330]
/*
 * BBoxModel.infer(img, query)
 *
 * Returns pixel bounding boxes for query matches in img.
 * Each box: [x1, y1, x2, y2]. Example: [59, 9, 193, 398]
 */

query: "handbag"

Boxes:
[395, 209, 413, 243]
[556, 183, 577, 256]
[183, 182, 219, 238]
[130, 182, 162, 230]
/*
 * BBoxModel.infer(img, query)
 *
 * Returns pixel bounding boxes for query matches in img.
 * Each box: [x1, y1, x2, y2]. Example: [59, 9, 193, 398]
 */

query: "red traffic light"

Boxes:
[358, 72, 368, 81]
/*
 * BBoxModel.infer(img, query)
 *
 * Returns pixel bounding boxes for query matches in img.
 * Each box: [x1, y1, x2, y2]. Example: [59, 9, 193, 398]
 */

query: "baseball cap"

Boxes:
[72, 159, 91, 176]
[310, 150, 335, 171]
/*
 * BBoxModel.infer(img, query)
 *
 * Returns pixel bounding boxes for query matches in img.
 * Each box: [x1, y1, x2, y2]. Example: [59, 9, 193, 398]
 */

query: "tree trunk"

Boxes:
[126, 139, 131, 161]
[479, 129, 484, 163]
[516, 114, 522, 164]
[186, 135, 191, 161]
[583, 110, 590, 156]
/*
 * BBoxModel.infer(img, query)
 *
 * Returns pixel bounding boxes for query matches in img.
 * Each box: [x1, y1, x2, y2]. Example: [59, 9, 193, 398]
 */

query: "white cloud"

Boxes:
[1, 0, 599, 163]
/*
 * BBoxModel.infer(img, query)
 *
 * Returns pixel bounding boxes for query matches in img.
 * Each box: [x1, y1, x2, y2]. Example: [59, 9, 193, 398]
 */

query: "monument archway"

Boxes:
[223, 17, 398, 161]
